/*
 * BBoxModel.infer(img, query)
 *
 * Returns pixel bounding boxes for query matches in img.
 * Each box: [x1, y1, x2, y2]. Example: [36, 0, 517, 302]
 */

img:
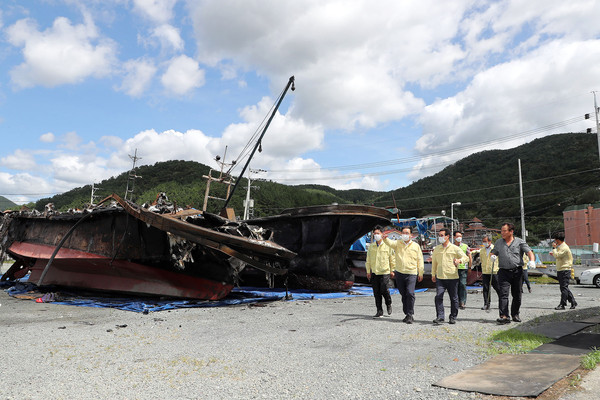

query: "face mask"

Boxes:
[438, 236, 446, 244]
[373, 234, 382, 242]
[484, 242, 491, 248]
[455, 237, 462, 243]
[401, 234, 410, 242]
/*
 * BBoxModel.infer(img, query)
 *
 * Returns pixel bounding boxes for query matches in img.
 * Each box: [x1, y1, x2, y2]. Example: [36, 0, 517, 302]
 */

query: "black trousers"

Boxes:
[482, 273, 499, 306]
[434, 278, 459, 320]
[394, 273, 417, 316]
[557, 270, 575, 306]
[371, 274, 392, 312]
[522, 269, 531, 291]
[497, 267, 523, 318]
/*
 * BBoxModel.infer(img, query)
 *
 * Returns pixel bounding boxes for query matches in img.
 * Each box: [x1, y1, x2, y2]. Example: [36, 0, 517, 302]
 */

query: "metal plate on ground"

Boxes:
[575, 315, 600, 324]
[516, 321, 594, 339]
[434, 354, 581, 397]
[530, 333, 600, 355]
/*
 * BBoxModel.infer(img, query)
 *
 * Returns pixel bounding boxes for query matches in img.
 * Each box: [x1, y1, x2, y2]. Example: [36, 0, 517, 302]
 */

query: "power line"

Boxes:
[267, 115, 589, 173]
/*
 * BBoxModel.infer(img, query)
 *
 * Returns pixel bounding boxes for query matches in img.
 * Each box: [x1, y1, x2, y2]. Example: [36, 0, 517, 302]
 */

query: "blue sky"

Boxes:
[0, 0, 599, 205]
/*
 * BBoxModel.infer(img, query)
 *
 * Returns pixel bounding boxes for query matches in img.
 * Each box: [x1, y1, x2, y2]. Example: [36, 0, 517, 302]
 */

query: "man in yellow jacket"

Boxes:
[479, 234, 499, 310]
[384, 226, 424, 324]
[365, 226, 395, 318]
[550, 232, 577, 310]
[431, 228, 468, 325]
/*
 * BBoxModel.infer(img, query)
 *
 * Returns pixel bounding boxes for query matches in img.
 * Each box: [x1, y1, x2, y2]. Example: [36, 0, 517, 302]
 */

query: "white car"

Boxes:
[578, 267, 600, 288]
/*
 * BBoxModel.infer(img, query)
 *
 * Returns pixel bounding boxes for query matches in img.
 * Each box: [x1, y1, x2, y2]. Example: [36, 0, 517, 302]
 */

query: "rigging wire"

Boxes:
[267, 115, 588, 173]
[226, 84, 288, 176]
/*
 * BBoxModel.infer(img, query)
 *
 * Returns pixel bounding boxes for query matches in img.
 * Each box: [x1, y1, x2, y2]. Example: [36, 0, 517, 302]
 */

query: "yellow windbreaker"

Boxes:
[383, 238, 424, 277]
[551, 242, 573, 271]
[432, 243, 468, 280]
[479, 245, 498, 274]
[365, 241, 395, 275]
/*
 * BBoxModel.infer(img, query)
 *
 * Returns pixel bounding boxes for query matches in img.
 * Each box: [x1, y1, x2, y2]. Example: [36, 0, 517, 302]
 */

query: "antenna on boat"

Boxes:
[90, 183, 101, 206]
[124, 148, 142, 201]
[221, 76, 295, 213]
[202, 146, 236, 211]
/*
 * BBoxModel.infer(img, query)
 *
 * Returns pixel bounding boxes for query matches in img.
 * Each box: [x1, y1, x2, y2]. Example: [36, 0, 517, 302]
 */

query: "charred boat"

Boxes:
[247, 204, 393, 290]
[0, 194, 295, 300]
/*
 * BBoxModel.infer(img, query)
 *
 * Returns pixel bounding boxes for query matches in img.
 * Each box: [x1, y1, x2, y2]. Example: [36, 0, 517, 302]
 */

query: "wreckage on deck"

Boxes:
[247, 204, 393, 291]
[0, 194, 295, 300]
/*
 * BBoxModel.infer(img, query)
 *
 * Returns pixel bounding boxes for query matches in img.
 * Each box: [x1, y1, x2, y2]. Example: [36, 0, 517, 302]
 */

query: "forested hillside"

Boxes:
[30, 132, 600, 244]
[33, 160, 354, 216]
[376, 132, 600, 243]
[0, 196, 17, 211]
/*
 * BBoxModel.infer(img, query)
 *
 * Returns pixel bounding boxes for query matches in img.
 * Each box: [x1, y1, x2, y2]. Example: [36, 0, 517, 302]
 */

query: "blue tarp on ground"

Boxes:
[2, 280, 429, 313]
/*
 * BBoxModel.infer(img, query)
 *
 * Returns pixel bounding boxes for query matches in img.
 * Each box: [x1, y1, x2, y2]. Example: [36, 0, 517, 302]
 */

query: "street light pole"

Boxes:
[451, 202, 461, 241]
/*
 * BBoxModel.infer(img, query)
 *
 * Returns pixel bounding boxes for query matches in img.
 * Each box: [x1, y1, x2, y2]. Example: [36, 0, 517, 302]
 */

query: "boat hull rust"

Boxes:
[249, 204, 393, 290]
[1, 195, 295, 300]
[10, 242, 232, 299]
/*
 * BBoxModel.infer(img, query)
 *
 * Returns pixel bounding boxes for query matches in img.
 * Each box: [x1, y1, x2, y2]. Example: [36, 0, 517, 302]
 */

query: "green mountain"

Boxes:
[33, 132, 600, 244]
[376, 132, 600, 243]
[0, 196, 18, 211]
[34, 160, 354, 216]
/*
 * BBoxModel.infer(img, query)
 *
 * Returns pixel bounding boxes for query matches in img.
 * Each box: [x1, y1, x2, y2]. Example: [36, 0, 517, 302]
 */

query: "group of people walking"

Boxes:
[365, 222, 576, 324]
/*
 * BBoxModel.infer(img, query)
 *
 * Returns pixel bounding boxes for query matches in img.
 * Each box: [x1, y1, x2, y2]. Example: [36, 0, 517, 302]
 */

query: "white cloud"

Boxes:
[118, 58, 157, 97]
[222, 96, 324, 159]
[151, 24, 184, 52]
[40, 132, 55, 143]
[161, 55, 205, 95]
[50, 153, 116, 186]
[0, 171, 55, 202]
[189, 0, 471, 130]
[0, 149, 37, 171]
[59, 131, 83, 151]
[260, 157, 388, 191]
[133, 0, 177, 24]
[409, 38, 600, 181]
[99, 135, 124, 149]
[6, 15, 117, 88]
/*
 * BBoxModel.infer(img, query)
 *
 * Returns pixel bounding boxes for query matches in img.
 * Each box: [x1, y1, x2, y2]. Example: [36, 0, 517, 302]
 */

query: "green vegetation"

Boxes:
[486, 328, 552, 355]
[382, 132, 600, 245]
[581, 348, 600, 370]
[28, 132, 600, 240]
[529, 275, 558, 284]
[0, 195, 18, 211]
[32, 160, 360, 216]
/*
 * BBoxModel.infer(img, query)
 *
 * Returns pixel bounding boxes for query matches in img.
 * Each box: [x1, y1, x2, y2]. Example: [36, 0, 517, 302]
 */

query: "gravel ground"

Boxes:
[1, 282, 600, 400]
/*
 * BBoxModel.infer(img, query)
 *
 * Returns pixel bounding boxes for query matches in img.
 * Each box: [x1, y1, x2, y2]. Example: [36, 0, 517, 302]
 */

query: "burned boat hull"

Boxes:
[248, 204, 392, 290]
[9, 242, 233, 299]
[1, 195, 295, 300]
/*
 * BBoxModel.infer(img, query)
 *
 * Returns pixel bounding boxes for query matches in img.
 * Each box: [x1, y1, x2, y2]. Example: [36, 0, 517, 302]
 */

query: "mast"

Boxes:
[124, 149, 142, 201]
[221, 76, 295, 211]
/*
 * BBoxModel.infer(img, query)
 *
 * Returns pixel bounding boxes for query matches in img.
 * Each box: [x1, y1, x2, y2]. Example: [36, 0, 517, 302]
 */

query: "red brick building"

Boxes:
[563, 203, 600, 246]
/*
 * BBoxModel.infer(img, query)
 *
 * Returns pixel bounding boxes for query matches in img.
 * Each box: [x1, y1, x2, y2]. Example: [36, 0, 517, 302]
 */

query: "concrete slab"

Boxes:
[516, 321, 594, 339]
[575, 315, 600, 324]
[531, 333, 600, 355]
[434, 353, 581, 397]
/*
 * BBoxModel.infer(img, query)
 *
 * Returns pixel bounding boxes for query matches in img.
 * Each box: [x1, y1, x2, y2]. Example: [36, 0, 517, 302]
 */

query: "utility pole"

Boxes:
[243, 168, 266, 220]
[518, 159, 526, 240]
[593, 91, 600, 163]
[124, 149, 142, 201]
[90, 183, 100, 206]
